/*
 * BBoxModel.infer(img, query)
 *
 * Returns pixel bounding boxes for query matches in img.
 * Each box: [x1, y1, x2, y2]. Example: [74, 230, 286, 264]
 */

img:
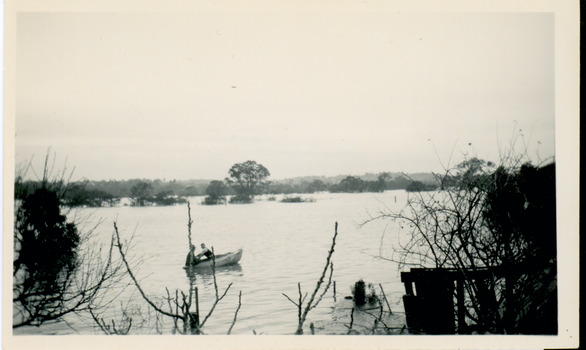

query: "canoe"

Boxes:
[184, 249, 243, 269]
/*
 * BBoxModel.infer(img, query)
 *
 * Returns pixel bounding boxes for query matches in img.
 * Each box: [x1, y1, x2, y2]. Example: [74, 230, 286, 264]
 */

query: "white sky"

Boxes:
[15, 10, 555, 181]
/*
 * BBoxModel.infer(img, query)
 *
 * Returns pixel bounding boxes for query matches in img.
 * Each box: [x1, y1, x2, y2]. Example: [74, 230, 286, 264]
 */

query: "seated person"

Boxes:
[185, 244, 197, 266]
[194, 243, 214, 263]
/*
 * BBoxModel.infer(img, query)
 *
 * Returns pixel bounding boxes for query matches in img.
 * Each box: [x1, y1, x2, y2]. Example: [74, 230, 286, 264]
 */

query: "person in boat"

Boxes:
[185, 244, 197, 266]
[194, 243, 214, 263]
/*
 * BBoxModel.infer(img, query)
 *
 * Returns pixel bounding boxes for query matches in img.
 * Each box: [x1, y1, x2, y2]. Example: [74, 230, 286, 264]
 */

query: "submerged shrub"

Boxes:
[351, 280, 378, 306]
[352, 280, 366, 306]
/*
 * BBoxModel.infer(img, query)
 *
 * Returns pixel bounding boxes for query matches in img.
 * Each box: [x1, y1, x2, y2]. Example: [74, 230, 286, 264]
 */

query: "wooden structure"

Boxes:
[401, 267, 501, 334]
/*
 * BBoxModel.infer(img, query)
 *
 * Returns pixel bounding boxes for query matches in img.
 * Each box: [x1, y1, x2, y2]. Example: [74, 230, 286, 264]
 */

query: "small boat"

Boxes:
[184, 249, 243, 269]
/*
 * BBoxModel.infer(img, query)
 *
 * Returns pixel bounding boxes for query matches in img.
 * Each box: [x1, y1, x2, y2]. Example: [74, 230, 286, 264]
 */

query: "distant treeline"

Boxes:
[269, 172, 437, 194]
[273, 174, 413, 194]
[15, 172, 439, 208]
[14, 178, 204, 208]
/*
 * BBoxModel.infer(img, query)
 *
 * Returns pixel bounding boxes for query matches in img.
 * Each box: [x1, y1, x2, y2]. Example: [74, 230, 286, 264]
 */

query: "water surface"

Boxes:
[17, 191, 410, 335]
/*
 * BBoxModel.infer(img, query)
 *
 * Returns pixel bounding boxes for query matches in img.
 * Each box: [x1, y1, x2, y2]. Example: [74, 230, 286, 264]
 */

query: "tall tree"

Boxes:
[225, 160, 270, 203]
[203, 180, 228, 205]
[129, 181, 152, 206]
[333, 176, 366, 193]
[376, 172, 392, 192]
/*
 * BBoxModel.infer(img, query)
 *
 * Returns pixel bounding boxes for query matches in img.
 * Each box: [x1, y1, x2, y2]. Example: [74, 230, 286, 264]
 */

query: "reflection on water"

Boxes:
[20, 191, 408, 335]
[184, 263, 243, 280]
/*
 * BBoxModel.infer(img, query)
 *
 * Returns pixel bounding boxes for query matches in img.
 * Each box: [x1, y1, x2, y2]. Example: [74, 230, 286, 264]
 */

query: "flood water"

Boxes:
[17, 191, 411, 335]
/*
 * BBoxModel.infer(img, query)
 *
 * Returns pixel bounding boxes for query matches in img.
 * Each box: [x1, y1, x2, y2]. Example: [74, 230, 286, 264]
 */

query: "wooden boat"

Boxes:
[184, 249, 243, 269]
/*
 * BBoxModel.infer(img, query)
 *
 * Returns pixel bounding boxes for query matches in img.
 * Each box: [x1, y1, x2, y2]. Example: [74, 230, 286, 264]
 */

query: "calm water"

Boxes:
[19, 191, 411, 335]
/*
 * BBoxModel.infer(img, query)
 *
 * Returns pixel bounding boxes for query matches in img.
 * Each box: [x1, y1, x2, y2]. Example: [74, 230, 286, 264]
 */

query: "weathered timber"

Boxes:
[401, 267, 504, 334]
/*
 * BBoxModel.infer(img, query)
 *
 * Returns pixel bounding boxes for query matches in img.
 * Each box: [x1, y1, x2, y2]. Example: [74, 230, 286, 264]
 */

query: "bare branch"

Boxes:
[199, 282, 233, 328]
[227, 291, 243, 335]
[113, 222, 181, 320]
[282, 293, 299, 307]
[284, 222, 339, 335]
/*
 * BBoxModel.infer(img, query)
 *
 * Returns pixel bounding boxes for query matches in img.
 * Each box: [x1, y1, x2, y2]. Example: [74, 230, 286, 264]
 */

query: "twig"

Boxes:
[227, 291, 242, 335]
[282, 293, 299, 307]
[297, 283, 303, 321]
[333, 281, 337, 302]
[210, 248, 219, 299]
[113, 222, 180, 320]
[370, 303, 384, 334]
[312, 262, 334, 309]
[298, 222, 339, 334]
[154, 312, 162, 335]
[378, 284, 393, 314]
[286, 222, 339, 335]
[347, 307, 355, 335]
[187, 202, 193, 249]
[199, 283, 233, 327]
[88, 307, 111, 335]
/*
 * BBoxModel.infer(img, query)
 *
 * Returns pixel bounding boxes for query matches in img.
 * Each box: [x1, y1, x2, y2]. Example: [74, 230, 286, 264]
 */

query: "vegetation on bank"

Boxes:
[280, 196, 316, 203]
[16, 166, 439, 208]
[405, 181, 438, 192]
[15, 178, 200, 207]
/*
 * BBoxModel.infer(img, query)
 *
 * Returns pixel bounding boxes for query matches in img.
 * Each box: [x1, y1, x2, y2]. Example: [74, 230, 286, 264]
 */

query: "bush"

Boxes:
[203, 180, 228, 205]
[352, 280, 366, 306]
[405, 181, 437, 192]
[13, 154, 123, 329]
[202, 196, 226, 205]
[14, 186, 80, 295]
[229, 194, 253, 204]
[351, 280, 377, 306]
[280, 196, 315, 203]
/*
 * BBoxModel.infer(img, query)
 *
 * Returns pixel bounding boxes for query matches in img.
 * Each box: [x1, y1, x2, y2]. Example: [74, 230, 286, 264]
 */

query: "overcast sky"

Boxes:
[15, 10, 554, 181]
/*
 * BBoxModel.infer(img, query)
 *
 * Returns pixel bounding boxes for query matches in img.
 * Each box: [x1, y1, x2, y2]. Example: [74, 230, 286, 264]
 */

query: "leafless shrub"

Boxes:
[363, 139, 557, 334]
[283, 222, 338, 334]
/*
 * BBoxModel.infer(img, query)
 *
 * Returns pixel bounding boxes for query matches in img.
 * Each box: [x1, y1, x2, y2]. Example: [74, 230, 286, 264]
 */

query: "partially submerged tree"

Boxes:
[202, 180, 228, 205]
[405, 180, 437, 192]
[334, 176, 367, 193]
[330, 173, 392, 193]
[225, 160, 270, 203]
[373, 172, 392, 192]
[151, 190, 187, 206]
[63, 181, 119, 207]
[129, 181, 152, 206]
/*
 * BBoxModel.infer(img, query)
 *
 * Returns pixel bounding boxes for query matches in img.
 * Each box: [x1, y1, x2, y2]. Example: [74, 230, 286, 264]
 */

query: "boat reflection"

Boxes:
[184, 263, 243, 280]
